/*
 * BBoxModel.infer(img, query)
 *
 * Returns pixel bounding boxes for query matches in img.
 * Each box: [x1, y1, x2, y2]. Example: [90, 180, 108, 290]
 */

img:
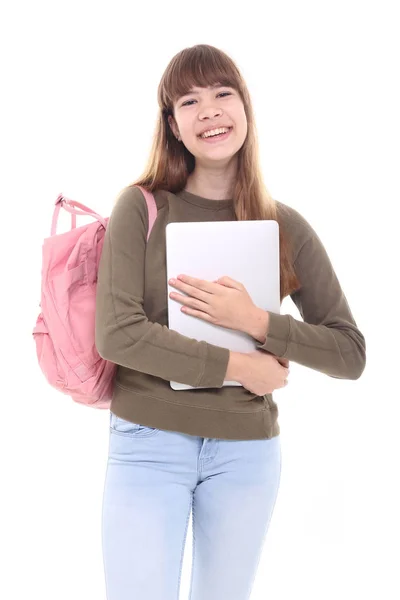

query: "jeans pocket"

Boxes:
[110, 412, 160, 437]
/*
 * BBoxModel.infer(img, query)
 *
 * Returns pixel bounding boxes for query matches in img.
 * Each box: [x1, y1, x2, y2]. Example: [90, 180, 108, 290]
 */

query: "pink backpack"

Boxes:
[32, 186, 157, 409]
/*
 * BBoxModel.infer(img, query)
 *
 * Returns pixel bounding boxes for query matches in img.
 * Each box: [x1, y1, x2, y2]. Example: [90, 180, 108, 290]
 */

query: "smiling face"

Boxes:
[168, 84, 248, 164]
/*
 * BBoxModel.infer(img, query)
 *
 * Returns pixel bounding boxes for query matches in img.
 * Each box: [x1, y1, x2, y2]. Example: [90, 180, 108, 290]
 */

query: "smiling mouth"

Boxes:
[198, 127, 233, 141]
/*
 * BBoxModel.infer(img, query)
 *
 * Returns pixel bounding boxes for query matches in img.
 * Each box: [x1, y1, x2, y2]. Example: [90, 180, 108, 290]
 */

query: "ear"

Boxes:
[168, 115, 178, 138]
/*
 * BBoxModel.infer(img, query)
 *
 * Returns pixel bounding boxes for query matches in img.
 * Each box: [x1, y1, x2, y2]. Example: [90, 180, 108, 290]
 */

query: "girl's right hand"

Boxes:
[239, 351, 290, 396]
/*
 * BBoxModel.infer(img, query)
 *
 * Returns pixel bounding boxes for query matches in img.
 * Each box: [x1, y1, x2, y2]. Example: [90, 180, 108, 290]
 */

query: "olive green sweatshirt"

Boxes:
[95, 185, 366, 440]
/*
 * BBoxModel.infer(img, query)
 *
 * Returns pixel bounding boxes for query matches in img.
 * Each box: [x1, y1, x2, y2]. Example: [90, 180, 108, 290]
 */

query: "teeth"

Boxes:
[200, 127, 230, 138]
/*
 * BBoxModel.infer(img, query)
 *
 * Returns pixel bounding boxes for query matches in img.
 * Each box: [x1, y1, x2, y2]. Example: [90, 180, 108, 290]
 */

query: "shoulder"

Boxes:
[113, 185, 151, 210]
[112, 185, 145, 213]
[111, 185, 168, 219]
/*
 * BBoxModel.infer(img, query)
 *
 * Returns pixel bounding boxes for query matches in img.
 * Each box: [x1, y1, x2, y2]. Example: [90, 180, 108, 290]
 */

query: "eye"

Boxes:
[181, 91, 232, 107]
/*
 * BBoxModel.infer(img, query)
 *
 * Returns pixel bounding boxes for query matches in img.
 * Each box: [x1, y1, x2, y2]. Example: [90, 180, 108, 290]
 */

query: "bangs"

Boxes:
[160, 45, 242, 111]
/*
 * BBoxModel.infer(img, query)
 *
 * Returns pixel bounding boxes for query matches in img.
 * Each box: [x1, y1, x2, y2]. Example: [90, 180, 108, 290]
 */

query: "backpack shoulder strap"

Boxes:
[134, 186, 158, 241]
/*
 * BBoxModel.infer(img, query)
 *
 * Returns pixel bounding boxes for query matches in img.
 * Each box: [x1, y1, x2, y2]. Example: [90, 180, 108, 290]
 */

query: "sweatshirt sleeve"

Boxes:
[94, 186, 230, 388]
[254, 213, 366, 380]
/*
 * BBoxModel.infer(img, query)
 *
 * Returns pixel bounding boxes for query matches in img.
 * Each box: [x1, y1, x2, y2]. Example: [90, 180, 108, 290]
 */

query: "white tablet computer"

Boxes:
[166, 220, 280, 390]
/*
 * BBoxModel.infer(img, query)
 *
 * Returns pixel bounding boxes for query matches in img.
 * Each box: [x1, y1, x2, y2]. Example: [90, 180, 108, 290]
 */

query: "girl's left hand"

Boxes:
[168, 274, 257, 332]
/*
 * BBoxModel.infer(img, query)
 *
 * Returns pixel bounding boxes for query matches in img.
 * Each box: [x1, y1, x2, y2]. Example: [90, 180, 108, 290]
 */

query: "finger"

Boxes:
[177, 275, 215, 292]
[170, 280, 210, 302]
[180, 306, 216, 323]
[216, 276, 243, 289]
[176, 275, 216, 295]
[277, 357, 289, 368]
[169, 292, 209, 312]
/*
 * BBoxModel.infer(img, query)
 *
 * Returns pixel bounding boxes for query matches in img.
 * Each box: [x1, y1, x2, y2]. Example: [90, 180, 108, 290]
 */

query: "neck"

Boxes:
[184, 157, 238, 200]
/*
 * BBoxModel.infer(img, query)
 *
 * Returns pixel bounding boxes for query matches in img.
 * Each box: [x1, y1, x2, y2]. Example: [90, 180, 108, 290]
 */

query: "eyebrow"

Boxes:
[180, 84, 229, 97]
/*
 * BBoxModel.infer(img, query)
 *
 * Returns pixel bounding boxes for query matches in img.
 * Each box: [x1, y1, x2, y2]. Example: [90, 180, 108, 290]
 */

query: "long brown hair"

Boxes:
[128, 44, 301, 301]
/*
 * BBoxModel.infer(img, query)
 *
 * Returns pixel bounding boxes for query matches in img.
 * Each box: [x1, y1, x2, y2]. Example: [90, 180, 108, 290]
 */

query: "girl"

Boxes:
[95, 44, 366, 600]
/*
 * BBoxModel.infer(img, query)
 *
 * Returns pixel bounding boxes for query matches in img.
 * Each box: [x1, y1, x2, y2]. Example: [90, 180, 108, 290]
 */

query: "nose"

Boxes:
[199, 106, 223, 120]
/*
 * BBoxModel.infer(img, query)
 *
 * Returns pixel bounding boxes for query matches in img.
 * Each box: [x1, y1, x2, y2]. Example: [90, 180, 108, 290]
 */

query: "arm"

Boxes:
[95, 186, 230, 388]
[225, 351, 249, 383]
[247, 224, 366, 380]
[246, 308, 270, 344]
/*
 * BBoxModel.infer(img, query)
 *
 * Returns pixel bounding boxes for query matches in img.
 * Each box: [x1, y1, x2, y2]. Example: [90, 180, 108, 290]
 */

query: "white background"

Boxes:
[1, 1, 398, 599]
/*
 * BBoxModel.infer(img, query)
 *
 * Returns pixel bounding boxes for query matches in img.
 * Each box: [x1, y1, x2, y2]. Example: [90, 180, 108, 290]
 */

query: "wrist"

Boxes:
[248, 308, 270, 344]
[225, 351, 249, 384]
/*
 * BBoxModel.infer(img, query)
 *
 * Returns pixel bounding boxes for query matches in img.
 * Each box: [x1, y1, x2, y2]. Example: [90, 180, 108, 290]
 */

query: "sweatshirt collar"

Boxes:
[175, 188, 234, 210]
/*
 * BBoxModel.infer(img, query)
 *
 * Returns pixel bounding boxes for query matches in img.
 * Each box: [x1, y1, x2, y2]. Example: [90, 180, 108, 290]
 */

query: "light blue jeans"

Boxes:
[102, 411, 282, 600]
